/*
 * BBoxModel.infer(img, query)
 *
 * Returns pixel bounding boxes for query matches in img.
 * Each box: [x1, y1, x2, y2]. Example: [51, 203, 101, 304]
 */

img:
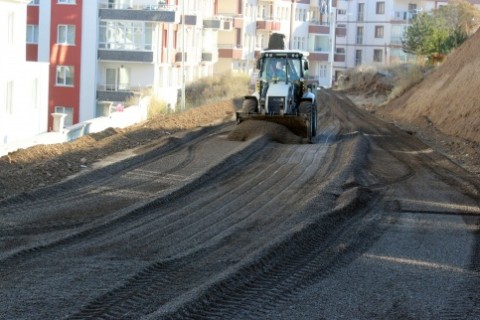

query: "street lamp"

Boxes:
[181, 0, 186, 112]
[289, 0, 298, 50]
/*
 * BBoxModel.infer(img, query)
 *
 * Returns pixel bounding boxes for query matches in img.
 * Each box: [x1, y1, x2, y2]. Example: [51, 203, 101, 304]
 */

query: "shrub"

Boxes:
[179, 73, 250, 109]
[148, 96, 169, 119]
[388, 64, 426, 101]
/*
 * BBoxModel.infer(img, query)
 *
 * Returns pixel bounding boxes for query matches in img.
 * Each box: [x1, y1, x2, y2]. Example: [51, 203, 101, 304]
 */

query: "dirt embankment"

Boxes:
[380, 29, 480, 144]
[343, 29, 480, 176]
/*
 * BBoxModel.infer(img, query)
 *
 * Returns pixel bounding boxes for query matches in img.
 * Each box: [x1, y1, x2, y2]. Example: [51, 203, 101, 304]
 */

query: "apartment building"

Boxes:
[24, 0, 461, 131]
[230, 0, 338, 88]
[1, 0, 48, 145]
[26, 0, 217, 130]
[24, 0, 339, 129]
[334, 0, 449, 74]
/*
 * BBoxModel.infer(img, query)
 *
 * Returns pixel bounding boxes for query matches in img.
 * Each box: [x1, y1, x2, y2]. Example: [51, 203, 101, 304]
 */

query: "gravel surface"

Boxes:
[0, 90, 478, 319]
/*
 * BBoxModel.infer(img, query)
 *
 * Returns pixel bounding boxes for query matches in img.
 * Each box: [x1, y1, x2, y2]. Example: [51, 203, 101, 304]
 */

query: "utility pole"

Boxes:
[289, 0, 297, 50]
[328, 0, 335, 87]
[181, 0, 186, 112]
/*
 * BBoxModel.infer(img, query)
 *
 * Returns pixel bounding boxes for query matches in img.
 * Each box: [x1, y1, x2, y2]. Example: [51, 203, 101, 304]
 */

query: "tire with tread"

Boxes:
[242, 99, 258, 113]
[299, 101, 317, 142]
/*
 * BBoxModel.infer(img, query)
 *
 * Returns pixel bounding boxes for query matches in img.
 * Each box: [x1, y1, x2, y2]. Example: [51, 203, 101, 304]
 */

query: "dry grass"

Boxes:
[148, 97, 169, 119]
[336, 63, 430, 103]
[183, 72, 250, 108]
[147, 73, 250, 119]
[387, 64, 427, 101]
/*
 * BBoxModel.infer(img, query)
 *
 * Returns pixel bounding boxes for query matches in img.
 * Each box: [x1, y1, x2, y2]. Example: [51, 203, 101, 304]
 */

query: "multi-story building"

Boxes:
[220, 0, 338, 88]
[24, 0, 465, 132]
[26, 0, 218, 130]
[1, 0, 48, 145]
[334, 0, 449, 75]
[24, 0, 339, 130]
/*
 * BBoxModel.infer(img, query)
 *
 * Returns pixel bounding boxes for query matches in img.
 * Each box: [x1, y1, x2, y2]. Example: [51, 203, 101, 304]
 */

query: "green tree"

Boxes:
[402, 0, 480, 61]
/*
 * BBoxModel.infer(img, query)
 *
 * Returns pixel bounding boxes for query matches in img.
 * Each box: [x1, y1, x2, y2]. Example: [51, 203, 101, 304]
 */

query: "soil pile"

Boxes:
[227, 120, 304, 144]
[0, 100, 238, 200]
[381, 29, 480, 144]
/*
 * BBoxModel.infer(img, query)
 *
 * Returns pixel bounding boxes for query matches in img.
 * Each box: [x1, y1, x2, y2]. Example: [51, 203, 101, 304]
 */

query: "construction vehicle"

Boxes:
[236, 33, 318, 142]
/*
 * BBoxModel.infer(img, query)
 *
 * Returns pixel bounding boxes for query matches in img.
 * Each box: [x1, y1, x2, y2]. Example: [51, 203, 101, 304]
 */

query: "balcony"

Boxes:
[218, 45, 243, 60]
[308, 52, 329, 62]
[98, 50, 153, 63]
[336, 26, 347, 37]
[334, 54, 345, 62]
[98, 0, 177, 23]
[203, 17, 222, 29]
[256, 19, 281, 31]
[392, 11, 416, 22]
[309, 24, 330, 34]
[96, 84, 141, 102]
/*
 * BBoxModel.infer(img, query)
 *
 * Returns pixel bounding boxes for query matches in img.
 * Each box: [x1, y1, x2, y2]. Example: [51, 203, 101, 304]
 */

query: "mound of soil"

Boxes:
[0, 100, 239, 200]
[228, 120, 304, 144]
[380, 29, 480, 144]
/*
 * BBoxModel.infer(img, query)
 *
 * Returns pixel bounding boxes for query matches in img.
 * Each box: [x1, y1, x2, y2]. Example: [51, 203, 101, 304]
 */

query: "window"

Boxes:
[105, 67, 130, 91]
[29, 0, 40, 5]
[7, 13, 14, 45]
[408, 3, 418, 19]
[5, 81, 14, 114]
[336, 47, 345, 54]
[356, 26, 363, 44]
[374, 49, 383, 62]
[357, 3, 364, 21]
[27, 25, 39, 44]
[57, 25, 75, 45]
[355, 50, 362, 66]
[54, 106, 74, 127]
[376, 2, 385, 14]
[99, 21, 153, 50]
[337, 9, 346, 15]
[56, 66, 74, 86]
[58, 0, 76, 4]
[375, 26, 384, 38]
[319, 65, 328, 78]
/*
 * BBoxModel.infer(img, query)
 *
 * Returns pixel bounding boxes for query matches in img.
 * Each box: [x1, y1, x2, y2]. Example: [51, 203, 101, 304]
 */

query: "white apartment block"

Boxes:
[334, 0, 448, 74]
[1, 0, 49, 145]
[21, 0, 461, 134]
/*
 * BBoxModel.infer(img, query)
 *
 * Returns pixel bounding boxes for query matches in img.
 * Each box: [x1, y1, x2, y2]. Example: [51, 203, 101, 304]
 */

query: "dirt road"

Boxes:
[0, 90, 479, 319]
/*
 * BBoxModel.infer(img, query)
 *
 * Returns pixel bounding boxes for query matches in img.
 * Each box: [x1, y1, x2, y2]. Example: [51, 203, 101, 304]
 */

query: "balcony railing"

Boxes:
[97, 84, 145, 92]
[256, 19, 281, 31]
[99, 0, 176, 11]
[96, 84, 144, 102]
[309, 24, 330, 34]
[392, 11, 417, 21]
[218, 44, 243, 59]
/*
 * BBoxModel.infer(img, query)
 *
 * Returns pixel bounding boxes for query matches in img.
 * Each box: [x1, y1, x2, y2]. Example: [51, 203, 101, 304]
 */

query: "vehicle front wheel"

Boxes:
[299, 101, 317, 142]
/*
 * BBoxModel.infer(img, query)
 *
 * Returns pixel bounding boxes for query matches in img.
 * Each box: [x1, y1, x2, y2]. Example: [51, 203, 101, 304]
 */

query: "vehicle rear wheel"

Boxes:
[312, 104, 317, 137]
[242, 99, 258, 113]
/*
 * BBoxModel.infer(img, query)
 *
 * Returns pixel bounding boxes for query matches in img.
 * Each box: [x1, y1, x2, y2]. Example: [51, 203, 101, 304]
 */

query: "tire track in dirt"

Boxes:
[0, 126, 265, 263]
[2, 90, 479, 320]
[64, 129, 382, 319]
[2, 123, 338, 319]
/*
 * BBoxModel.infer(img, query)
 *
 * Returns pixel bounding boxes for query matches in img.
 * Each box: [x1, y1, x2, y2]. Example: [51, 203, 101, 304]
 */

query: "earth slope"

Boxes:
[381, 29, 480, 144]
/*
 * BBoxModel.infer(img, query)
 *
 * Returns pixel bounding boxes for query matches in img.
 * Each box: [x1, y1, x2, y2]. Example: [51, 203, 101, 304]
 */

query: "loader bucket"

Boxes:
[236, 112, 313, 141]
